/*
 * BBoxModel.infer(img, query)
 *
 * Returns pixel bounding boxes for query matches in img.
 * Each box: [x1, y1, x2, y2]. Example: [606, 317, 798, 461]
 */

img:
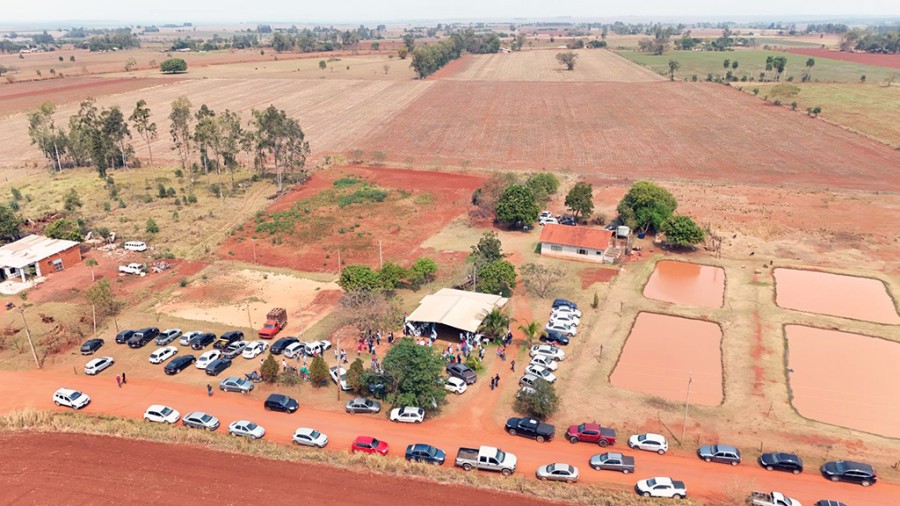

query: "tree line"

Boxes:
[840, 28, 900, 54]
[27, 97, 309, 193]
[409, 29, 501, 79]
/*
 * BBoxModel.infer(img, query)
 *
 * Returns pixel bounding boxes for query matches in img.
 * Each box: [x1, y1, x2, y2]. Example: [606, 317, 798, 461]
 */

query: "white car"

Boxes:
[242, 340, 269, 359]
[196, 349, 222, 369]
[144, 404, 180, 424]
[530, 344, 566, 361]
[149, 346, 178, 364]
[292, 427, 329, 448]
[525, 364, 557, 383]
[118, 263, 144, 275]
[123, 241, 148, 252]
[540, 216, 558, 225]
[539, 211, 552, 220]
[53, 388, 90, 409]
[228, 420, 266, 439]
[549, 313, 580, 327]
[302, 340, 332, 356]
[545, 322, 576, 337]
[283, 342, 305, 358]
[444, 376, 468, 394]
[330, 366, 350, 391]
[635, 477, 686, 499]
[180, 330, 202, 346]
[528, 355, 558, 371]
[551, 306, 582, 319]
[628, 433, 669, 455]
[536, 463, 579, 483]
[390, 406, 425, 423]
[84, 356, 115, 375]
[156, 328, 182, 346]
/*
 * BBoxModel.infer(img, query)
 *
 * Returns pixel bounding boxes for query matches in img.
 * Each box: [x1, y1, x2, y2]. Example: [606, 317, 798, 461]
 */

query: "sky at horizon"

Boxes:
[2, 0, 898, 25]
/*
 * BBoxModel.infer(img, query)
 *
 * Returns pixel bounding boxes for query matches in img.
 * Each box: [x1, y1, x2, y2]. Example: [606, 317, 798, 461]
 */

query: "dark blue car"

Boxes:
[405, 444, 446, 465]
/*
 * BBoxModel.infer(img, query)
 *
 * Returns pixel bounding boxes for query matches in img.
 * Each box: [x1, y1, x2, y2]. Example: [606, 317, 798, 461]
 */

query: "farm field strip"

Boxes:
[787, 47, 900, 70]
[442, 49, 665, 82]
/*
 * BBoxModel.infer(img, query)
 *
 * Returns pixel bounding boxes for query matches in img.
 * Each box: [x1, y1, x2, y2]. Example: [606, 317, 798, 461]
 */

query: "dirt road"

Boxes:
[0, 432, 559, 506]
[0, 370, 894, 505]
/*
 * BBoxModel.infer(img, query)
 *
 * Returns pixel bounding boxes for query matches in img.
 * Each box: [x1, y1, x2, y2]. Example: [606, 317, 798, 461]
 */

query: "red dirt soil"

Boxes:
[578, 267, 618, 288]
[0, 432, 559, 506]
[0, 77, 179, 117]
[357, 81, 900, 192]
[220, 167, 485, 272]
[786, 48, 900, 70]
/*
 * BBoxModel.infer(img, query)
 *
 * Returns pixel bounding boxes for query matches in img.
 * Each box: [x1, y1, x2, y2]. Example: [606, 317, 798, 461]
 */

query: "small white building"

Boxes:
[0, 235, 82, 283]
[539, 224, 616, 263]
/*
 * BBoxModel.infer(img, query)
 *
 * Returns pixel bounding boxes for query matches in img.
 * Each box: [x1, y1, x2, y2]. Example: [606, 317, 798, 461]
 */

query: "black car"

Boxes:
[539, 330, 570, 346]
[697, 444, 742, 466]
[759, 452, 804, 474]
[80, 338, 104, 355]
[164, 355, 196, 375]
[205, 358, 232, 376]
[264, 393, 298, 413]
[214, 331, 244, 350]
[115, 329, 136, 344]
[271, 336, 299, 355]
[559, 217, 576, 226]
[813, 502, 847, 506]
[405, 444, 446, 465]
[446, 363, 477, 384]
[552, 298, 578, 310]
[505, 417, 555, 443]
[190, 332, 217, 350]
[821, 460, 877, 487]
[127, 329, 158, 349]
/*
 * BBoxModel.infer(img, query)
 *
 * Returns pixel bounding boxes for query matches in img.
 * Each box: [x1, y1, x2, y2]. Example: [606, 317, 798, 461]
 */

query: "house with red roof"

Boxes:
[538, 224, 616, 263]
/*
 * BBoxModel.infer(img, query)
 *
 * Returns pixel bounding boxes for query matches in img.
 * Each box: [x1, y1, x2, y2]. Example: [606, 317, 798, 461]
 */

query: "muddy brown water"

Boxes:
[611, 312, 723, 406]
[774, 268, 900, 324]
[643, 261, 725, 308]
[786, 325, 900, 438]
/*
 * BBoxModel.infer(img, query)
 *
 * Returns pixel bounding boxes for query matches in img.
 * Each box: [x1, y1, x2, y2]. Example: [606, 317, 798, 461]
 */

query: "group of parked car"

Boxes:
[539, 210, 577, 227]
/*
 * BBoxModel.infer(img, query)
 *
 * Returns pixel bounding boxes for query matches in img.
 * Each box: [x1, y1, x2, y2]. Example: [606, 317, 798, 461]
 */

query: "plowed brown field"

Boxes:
[441, 49, 665, 82]
[0, 77, 180, 117]
[356, 81, 900, 191]
[787, 48, 900, 70]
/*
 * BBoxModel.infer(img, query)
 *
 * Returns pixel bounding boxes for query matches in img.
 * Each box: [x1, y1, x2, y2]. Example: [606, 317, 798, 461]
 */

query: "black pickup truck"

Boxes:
[505, 417, 555, 443]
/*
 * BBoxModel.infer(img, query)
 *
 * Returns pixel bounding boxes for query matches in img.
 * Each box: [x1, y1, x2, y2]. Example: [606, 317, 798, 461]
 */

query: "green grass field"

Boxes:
[619, 49, 897, 84]
[749, 83, 900, 147]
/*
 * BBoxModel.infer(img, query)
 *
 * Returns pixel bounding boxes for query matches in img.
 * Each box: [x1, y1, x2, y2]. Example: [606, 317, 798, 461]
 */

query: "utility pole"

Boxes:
[335, 328, 341, 402]
[252, 239, 257, 264]
[378, 240, 383, 269]
[681, 371, 693, 445]
[91, 304, 97, 336]
[18, 306, 40, 369]
[337, 248, 341, 274]
[246, 304, 253, 335]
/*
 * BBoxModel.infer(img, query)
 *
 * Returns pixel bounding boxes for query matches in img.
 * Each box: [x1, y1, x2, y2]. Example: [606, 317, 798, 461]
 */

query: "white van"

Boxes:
[123, 241, 147, 252]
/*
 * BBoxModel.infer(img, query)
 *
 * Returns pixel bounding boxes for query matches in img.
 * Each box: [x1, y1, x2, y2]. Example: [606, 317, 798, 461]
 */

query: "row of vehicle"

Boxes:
[268, 336, 332, 357]
[538, 210, 577, 227]
[539, 298, 580, 346]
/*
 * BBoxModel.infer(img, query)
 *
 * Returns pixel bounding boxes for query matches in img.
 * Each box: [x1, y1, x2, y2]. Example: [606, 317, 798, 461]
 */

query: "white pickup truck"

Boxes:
[119, 263, 145, 275]
[749, 491, 802, 506]
[455, 446, 517, 476]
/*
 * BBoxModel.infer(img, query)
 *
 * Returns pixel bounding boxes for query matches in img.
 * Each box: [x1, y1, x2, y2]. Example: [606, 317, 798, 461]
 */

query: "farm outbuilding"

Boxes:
[406, 288, 508, 334]
[539, 224, 616, 263]
[0, 235, 82, 283]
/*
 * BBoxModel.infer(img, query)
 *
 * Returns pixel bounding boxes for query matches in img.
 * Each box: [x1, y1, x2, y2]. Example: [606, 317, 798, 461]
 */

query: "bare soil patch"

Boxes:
[774, 268, 900, 324]
[786, 325, 900, 437]
[441, 49, 664, 82]
[611, 312, 723, 406]
[356, 81, 900, 191]
[787, 48, 900, 70]
[644, 261, 725, 308]
[0, 77, 178, 117]
[578, 267, 619, 288]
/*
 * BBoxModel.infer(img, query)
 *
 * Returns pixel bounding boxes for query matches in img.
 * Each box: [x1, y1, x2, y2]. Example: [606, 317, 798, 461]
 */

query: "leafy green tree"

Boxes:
[85, 258, 98, 282]
[382, 338, 448, 413]
[470, 172, 518, 219]
[517, 320, 542, 347]
[525, 172, 560, 205]
[804, 58, 815, 81]
[250, 105, 310, 192]
[668, 59, 680, 81]
[408, 257, 438, 288]
[347, 357, 366, 394]
[771, 55, 787, 81]
[129, 99, 157, 166]
[27, 102, 67, 172]
[0, 204, 21, 244]
[513, 378, 559, 419]
[661, 215, 706, 248]
[260, 354, 279, 383]
[339, 264, 382, 292]
[318, 60, 326, 70]
[378, 262, 407, 289]
[63, 188, 82, 213]
[479, 308, 512, 340]
[309, 354, 329, 387]
[45, 218, 83, 241]
[565, 181, 594, 220]
[477, 259, 517, 296]
[402, 33, 416, 52]
[146, 218, 159, 234]
[470, 231, 504, 267]
[85, 279, 122, 318]
[556, 51, 577, 70]
[495, 184, 539, 225]
[398, 47, 408, 59]
[616, 180, 677, 233]
[169, 96, 193, 174]
[160, 58, 187, 73]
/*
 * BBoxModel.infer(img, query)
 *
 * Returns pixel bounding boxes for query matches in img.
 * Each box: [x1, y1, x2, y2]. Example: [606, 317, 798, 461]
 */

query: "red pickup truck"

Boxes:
[259, 308, 287, 339]
[566, 422, 617, 447]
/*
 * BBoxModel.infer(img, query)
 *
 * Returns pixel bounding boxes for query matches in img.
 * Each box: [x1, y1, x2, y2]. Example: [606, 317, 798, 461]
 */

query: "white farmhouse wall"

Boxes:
[540, 242, 606, 263]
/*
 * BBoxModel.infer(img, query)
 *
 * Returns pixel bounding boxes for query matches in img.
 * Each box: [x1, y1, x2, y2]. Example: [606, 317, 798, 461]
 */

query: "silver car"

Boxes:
[182, 411, 220, 431]
[219, 376, 254, 393]
[536, 463, 579, 483]
[156, 328, 182, 346]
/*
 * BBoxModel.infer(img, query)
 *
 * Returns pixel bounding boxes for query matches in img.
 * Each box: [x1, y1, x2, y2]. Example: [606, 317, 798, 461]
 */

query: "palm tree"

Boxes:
[85, 258, 98, 282]
[667, 59, 680, 81]
[517, 320, 542, 348]
[479, 308, 512, 341]
[805, 58, 815, 81]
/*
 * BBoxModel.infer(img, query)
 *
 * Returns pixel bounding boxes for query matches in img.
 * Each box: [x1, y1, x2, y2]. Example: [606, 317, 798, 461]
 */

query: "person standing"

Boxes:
[207, 384, 213, 397]
[494, 374, 500, 387]
[121, 372, 127, 384]
[510, 360, 515, 372]
[388, 331, 394, 345]
[115, 375, 121, 388]
[490, 377, 495, 391]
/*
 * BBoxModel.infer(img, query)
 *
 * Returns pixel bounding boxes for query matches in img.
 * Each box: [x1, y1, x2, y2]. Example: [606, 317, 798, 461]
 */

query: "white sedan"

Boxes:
[180, 330, 203, 346]
[330, 366, 350, 391]
[242, 340, 269, 359]
[536, 463, 579, 483]
[149, 346, 178, 364]
[84, 356, 115, 375]
[228, 420, 266, 440]
[292, 427, 329, 448]
[444, 376, 468, 394]
[628, 433, 669, 455]
[390, 406, 425, 423]
[144, 404, 180, 424]
[545, 322, 576, 337]
[528, 355, 558, 371]
[635, 477, 687, 499]
[530, 344, 565, 361]
[196, 349, 222, 369]
[303, 340, 332, 356]
[551, 306, 582, 318]
[525, 364, 557, 383]
[549, 313, 579, 327]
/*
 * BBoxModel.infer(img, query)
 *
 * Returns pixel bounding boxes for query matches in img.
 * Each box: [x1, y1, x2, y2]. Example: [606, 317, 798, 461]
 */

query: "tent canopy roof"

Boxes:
[407, 288, 508, 333]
